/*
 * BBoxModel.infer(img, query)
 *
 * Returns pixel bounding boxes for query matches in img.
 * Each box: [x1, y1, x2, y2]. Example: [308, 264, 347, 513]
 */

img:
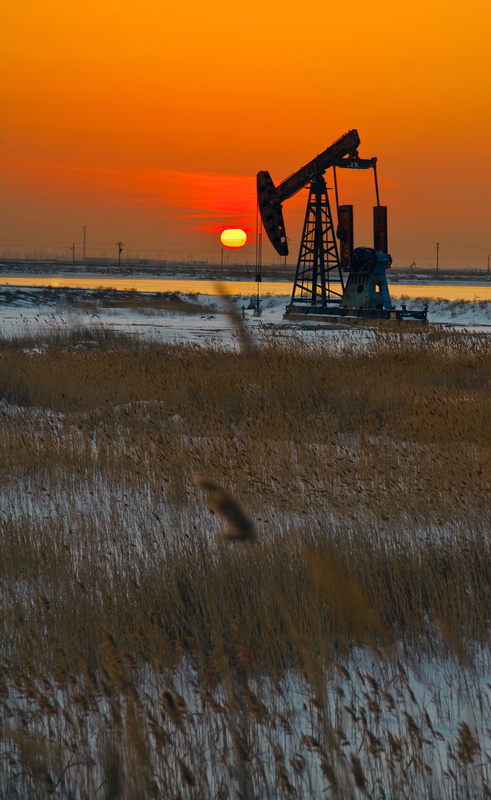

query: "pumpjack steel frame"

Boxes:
[289, 175, 344, 308]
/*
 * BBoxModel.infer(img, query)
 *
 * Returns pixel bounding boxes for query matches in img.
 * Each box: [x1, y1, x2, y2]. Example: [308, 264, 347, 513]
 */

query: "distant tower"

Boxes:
[83, 226, 86, 261]
[116, 241, 124, 266]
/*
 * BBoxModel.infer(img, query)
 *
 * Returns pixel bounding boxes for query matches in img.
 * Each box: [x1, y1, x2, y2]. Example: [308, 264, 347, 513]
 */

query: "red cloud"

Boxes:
[4, 159, 257, 235]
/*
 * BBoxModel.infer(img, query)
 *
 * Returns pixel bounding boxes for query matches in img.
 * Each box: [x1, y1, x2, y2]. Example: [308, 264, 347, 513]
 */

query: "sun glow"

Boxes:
[3, 0, 491, 264]
[220, 229, 247, 249]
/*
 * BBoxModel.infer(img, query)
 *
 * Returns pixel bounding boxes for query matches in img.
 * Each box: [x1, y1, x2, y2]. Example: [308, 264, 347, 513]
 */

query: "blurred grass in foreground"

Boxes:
[0, 327, 489, 797]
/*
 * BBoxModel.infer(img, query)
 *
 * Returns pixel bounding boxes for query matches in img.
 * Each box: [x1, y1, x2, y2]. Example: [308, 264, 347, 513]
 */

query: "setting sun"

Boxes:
[220, 229, 247, 249]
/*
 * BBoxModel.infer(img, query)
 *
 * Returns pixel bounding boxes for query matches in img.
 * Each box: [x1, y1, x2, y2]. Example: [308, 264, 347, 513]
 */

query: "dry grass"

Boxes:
[0, 285, 218, 314]
[0, 326, 489, 797]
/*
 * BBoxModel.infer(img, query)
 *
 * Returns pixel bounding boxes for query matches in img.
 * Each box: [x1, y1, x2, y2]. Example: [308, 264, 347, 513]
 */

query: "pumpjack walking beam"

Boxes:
[257, 129, 362, 257]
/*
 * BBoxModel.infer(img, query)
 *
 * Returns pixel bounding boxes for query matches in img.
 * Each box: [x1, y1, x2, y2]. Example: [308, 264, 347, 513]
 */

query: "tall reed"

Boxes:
[0, 326, 489, 797]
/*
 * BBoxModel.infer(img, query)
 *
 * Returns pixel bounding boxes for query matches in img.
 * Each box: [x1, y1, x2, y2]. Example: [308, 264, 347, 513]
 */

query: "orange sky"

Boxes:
[2, 0, 491, 269]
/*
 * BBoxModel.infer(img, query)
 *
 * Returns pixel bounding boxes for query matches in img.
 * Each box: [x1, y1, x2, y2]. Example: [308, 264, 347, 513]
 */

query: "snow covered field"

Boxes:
[0, 283, 489, 344]
[0, 280, 489, 798]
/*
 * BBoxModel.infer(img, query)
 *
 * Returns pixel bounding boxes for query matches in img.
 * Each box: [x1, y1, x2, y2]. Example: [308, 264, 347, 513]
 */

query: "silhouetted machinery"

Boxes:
[257, 130, 427, 325]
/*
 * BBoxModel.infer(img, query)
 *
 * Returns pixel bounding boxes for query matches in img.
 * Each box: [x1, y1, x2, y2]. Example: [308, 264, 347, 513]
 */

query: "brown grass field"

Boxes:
[0, 318, 489, 798]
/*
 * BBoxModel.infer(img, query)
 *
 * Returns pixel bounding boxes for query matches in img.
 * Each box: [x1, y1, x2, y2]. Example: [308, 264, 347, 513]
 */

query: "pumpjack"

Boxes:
[257, 130, 427, 326]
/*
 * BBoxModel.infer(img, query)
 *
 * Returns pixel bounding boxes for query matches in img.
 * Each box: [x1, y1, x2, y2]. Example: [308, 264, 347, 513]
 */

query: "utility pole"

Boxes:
[70, 243, 75, 266]
[116, 241, 124, 267]
[436, 242, 439, 275]
[488, 254, 490, 278]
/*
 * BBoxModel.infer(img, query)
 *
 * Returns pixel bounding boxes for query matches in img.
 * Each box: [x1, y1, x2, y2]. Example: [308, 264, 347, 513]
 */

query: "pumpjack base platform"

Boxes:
[285, 303, 428, 328]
